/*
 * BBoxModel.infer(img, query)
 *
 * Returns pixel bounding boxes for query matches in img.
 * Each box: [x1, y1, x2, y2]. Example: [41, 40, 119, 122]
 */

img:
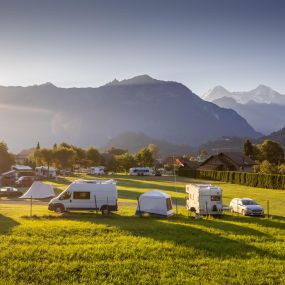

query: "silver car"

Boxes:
[230, 198, 264, 216]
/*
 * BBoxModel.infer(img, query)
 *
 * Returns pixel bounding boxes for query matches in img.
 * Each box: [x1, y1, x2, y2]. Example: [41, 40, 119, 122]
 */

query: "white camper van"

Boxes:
[35, 166, 57, 178]
[48, 179, 117, 213]
[89, 166, 106, 175]
[129, 167, 154, 176]
[186, 184, 223, 215]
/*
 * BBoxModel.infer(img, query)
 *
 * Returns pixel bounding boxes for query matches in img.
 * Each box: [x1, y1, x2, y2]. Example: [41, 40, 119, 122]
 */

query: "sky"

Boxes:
[0, 0, 285, 96]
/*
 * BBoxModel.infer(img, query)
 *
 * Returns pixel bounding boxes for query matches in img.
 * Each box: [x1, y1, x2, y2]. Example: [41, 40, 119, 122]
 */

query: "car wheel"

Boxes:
[54, 204, 64, 213]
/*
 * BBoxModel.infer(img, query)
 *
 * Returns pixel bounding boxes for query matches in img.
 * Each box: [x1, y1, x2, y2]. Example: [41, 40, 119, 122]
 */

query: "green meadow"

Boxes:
[1, 174, 285, 284]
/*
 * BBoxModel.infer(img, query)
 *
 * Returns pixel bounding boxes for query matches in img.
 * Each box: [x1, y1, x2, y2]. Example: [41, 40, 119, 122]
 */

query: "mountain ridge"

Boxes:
[203, 84, 285, 105]
[0, 75, 260, 152]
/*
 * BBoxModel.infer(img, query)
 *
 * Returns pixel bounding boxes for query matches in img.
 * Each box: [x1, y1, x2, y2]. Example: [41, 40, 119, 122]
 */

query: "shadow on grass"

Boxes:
[0, 214, 19, 234]
[25, 211, 284, 260]
[224, 214, 285, 231]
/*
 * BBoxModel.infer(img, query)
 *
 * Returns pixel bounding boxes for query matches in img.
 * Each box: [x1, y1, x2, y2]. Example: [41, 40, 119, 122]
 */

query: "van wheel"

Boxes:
[54, 204, 64, 213]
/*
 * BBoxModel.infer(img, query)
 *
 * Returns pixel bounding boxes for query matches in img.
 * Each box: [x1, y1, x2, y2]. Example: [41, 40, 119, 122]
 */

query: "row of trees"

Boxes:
[27, 142, 157, 173]
[0, 142, 14, 173]
[244, 139, 285, 174]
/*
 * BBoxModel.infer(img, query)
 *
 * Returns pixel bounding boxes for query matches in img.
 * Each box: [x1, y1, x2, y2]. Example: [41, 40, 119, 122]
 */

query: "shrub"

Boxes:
[178, 168, 285, 190]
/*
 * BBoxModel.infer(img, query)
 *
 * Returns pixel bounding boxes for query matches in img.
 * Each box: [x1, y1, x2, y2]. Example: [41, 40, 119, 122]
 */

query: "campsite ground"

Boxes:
[1, 174, 285, 284]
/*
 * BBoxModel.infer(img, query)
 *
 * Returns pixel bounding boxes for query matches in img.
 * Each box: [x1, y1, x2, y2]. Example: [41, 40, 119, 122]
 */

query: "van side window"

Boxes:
[73, 192, 90, 200]
[59, 191, 71, 200]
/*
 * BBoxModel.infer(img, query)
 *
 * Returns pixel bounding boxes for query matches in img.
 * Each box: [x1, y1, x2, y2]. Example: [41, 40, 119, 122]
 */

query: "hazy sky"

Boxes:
[0, 0, 284, 95]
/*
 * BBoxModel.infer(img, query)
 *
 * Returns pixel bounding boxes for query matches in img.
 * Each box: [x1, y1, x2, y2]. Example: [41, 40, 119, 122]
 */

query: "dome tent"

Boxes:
[136, 190, 174, 217]
[20, 181, 55, 199]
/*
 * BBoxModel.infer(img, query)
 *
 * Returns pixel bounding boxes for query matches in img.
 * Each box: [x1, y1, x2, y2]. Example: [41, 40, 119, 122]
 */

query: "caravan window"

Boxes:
[211, 195, 221, 201]
[166, 198, 173, 210]
[73, 192, 90, 200]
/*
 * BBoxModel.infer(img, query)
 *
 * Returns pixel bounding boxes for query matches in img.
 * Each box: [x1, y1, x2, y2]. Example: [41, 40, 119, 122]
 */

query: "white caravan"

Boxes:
[89, 166, 106, 175]
[136, 190, 174, 217]
[186, 184, 223, 215]
[129, 167, 154, 176]
[35, 166, 57, 178]
[48, 179, 118, 213]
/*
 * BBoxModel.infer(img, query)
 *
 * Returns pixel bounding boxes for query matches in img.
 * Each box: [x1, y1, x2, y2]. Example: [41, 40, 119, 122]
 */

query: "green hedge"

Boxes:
[178, 168, 285, 190]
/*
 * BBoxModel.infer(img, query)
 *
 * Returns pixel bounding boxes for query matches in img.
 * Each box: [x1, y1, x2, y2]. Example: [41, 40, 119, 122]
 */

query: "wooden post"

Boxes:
[137, 197, 142, 217]
[30, 196, 33, 217]
[267, 200, 270, 218]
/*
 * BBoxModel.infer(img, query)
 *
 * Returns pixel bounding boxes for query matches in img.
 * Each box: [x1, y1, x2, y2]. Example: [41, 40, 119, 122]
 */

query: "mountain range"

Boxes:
[103, 132, 195, 156]
[0, 75, 260, 152]
[203, 85, 285, 134]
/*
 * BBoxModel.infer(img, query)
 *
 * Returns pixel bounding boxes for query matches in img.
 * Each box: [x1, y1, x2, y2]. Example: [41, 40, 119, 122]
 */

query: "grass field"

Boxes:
[1, 174, 285, 284]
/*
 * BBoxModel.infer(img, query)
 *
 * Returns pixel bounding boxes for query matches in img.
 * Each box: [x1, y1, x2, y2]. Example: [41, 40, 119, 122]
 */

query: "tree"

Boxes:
[72, 146, 89, 168]
[259, 160, 278, 174]
[0, 142, 14, 173]
[107, 147, 127, 156]
[38, 148, 55, 177]
[135, 147, 154, 167]
[33, 141, 41, 166]
[106, 156, 118, 173]
[278, 164, 285, 174]
[86, 147, 101, 166]
[259, 140, 284, 164]
[243, 140, 254, 158]
[147, 144, 159, 159]
[116, 152, 136, 173]
[54, 147, 76, 169]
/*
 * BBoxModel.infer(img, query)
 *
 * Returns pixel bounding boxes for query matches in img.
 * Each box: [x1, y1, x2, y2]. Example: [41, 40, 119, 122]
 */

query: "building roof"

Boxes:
[12, 165, 33, 171]
[220, 152, 256, 166]
[200, 152, 255, 167]
[1, 170, 16, 177]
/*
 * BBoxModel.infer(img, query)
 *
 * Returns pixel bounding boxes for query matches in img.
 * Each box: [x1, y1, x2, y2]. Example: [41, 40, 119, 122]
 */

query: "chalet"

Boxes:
[198, 152, 256, 172]
[11, 165, 34, 177]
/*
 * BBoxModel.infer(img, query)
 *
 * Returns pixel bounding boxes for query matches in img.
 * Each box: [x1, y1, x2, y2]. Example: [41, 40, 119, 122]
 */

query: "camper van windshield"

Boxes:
[241, 199, 258, 205]
[59, 191, 71, 200]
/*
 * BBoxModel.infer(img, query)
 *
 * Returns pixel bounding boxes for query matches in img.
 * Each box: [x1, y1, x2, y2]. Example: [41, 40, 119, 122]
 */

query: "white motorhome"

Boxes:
[48, 179, 118, 213]
[89, 166, 106, 175]
[186, 184, 223, 215]
[35, 166, 57, 178]
[129, 167, 154, 176]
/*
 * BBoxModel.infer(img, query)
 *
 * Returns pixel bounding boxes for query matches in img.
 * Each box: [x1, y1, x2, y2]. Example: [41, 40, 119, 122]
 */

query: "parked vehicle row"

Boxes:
[186, 184, 265, 217]
[0, 187, 22, 198]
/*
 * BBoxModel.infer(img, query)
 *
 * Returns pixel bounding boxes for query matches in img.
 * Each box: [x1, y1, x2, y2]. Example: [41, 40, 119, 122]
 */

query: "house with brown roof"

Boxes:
[198, 152, 256, 172]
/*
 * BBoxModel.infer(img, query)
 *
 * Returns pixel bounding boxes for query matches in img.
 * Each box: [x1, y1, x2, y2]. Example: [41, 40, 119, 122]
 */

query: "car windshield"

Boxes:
[241, 200, 258, 205]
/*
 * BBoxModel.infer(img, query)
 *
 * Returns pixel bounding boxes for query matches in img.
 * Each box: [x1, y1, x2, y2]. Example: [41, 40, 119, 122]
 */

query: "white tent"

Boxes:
[136, 190, 174, 217]
[20, 181, 55, 199]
